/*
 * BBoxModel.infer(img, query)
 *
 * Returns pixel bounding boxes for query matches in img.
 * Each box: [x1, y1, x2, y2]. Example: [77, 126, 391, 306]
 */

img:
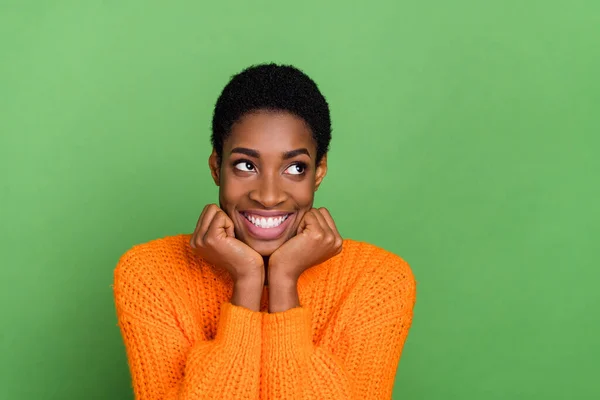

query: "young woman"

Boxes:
[114, 64, 416, 400]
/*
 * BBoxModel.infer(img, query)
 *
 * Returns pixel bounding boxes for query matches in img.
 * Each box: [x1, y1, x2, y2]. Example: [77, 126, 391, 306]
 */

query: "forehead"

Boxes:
[225, 111, 316, 155]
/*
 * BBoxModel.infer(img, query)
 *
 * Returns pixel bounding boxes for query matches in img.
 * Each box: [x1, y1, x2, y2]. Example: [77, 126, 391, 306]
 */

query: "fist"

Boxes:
[269, 207, 343, 281]
[190, 204, 264, 283]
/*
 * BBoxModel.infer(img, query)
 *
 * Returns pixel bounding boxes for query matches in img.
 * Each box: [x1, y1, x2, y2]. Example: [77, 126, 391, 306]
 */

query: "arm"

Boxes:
[262, 257, 416, 400]
[114, 255, 263, 400]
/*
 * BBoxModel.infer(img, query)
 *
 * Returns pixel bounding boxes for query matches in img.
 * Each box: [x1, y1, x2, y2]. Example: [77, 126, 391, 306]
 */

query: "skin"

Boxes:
[189, 110, 343, 313]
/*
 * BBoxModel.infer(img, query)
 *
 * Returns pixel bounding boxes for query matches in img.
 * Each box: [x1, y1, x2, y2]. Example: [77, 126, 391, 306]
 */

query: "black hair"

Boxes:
[211, 63, 331, 164]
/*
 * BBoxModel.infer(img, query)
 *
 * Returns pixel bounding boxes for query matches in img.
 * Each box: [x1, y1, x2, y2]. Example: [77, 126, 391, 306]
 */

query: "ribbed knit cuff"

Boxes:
[263, 307, 313, 356]
[214, 302, 263, 349]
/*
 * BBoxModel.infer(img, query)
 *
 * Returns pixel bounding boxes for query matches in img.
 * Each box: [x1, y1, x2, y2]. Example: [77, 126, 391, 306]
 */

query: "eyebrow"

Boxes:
[230, 147, 311, 159]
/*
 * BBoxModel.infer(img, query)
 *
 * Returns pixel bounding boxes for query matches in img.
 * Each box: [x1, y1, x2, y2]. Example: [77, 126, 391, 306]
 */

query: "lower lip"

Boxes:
[239, 212, 293, 240]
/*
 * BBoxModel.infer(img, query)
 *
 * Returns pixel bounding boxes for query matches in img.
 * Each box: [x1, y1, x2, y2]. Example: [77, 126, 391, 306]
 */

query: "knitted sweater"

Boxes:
[113, 234, 416, 400]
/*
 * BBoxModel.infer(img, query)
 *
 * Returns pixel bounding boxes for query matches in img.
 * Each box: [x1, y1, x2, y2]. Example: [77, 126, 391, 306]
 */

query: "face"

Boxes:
[209, 110, 327, 256]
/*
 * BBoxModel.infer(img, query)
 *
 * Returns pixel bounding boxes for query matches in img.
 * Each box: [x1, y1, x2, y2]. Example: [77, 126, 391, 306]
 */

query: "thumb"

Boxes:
[297, 210, 319, 235]
[297, 214, 308, 235]
[209, 211, 236, 239]
[223, 213, 236, 238]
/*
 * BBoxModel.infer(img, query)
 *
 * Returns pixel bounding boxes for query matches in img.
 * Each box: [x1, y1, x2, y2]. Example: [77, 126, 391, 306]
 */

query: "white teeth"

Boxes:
[244, 214, 288, 229]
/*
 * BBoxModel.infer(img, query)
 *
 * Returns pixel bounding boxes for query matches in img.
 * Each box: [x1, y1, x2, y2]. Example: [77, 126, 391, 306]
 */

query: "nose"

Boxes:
[248, 174, 287, 208]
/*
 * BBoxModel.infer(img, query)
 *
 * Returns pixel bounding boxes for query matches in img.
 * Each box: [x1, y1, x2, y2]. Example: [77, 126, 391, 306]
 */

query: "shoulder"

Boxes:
[339, 239, 416, 305]
[114, 234, 193, 282]
[340, 239, 414, 280]
[113, 234, 195, 307]
[113, 234, 199, 324]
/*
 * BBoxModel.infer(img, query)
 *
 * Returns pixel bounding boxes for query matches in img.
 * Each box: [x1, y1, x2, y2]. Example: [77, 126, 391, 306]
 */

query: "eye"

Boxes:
[284, 163, 306, 175]
[234, 160, 256, 172]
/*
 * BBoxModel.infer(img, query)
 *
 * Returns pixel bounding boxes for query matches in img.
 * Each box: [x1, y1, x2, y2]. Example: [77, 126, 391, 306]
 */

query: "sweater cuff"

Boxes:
[214, 302, 263, 349]
[263, 307, 313, 355]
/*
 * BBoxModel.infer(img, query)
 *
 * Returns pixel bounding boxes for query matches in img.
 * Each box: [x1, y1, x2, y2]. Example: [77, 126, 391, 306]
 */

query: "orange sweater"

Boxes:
[113, 234, 416, 400]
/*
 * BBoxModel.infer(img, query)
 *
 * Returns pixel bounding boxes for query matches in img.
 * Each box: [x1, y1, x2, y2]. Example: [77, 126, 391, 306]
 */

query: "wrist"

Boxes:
[268, 261, 301, 284]
[234, 261, 265, 285]
[235, 270, 264, 286]
[234, 274, 264, 289]
[231, 276, 264, 312]
[267, 276, 299, 313]
[267, 273, 298, 289]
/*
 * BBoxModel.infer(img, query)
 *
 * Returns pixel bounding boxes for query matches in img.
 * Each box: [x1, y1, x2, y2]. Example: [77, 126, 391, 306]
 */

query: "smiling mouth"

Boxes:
[241, 212, 291, 229]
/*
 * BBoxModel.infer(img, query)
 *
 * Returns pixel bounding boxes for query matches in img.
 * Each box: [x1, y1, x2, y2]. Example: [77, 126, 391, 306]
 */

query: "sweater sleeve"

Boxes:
[260, 258, 416, 400]
[114, 254, 262, 400]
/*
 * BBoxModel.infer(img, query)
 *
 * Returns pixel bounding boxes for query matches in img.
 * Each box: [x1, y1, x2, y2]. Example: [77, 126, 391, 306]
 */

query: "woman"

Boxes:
[114, 64, 416, 400]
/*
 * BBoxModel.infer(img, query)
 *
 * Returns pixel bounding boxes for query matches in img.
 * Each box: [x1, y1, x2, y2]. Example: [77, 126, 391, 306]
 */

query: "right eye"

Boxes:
[234, 161, 256, 172]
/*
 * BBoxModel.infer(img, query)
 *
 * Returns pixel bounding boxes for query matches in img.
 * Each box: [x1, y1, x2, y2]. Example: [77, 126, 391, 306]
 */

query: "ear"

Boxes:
[208, 149, 221, 186]
[314, 154, 328, 191]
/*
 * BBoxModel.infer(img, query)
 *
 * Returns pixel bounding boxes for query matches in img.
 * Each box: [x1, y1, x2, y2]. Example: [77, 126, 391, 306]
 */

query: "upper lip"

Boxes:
[240, 210, 293, 217]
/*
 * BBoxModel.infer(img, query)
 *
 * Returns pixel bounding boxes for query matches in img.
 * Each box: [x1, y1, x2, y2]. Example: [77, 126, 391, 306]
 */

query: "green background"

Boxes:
[1, 1, 599, 399]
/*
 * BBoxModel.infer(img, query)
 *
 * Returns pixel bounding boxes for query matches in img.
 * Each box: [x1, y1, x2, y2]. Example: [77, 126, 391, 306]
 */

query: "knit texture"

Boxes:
[114, 234, 416, 400]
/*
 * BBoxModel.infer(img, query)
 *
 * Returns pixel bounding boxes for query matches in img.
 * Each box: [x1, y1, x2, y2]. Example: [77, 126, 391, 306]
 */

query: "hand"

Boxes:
[269, 207, 343, 283]
[190, 204, 264, 287]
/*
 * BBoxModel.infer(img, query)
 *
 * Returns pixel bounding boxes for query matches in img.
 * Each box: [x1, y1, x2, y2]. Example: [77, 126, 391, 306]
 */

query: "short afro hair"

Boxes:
[211, 63, 331, 164]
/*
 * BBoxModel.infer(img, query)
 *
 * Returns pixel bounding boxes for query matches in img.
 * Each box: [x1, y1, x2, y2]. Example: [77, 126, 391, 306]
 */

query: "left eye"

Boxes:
[284, 164, 305, 175]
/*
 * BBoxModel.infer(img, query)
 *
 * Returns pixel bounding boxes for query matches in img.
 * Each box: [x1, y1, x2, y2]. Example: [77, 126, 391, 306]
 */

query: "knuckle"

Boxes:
[191, 236, 206, 250]
[215, 210, 226, 219]
[204, 234, 215, 247]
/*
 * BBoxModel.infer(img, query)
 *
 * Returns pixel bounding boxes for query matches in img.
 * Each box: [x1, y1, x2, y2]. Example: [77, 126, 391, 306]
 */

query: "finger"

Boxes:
[317, 207, 341, 237]
[191, 204, 213, 246]
[317, 208, 343, 254]
[196, 204, 221, 243]
[301, 209, 329, 238]
[222, 212, 236, 237]
[311, 208, 335, 241]
[194, 204, 211, 230]
[206, 210, 235, 240]
[297, 210, 316, 235]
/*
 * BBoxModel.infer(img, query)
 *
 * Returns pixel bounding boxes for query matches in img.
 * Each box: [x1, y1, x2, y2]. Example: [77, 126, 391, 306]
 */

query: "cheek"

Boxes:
[219, 175, 246, 206]
[289, 181, 315, 208]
